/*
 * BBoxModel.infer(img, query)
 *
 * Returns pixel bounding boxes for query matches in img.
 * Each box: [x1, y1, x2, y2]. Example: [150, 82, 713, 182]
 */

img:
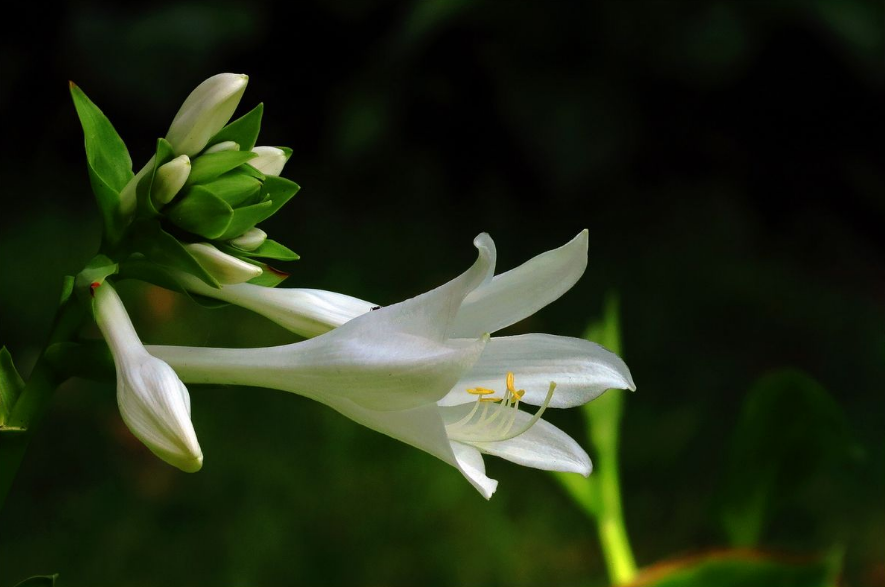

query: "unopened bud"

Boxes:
[166, 73, 249, 157]
[184, 242, 262, 284]
[153, 155, 191, 206]
[204, 141, 240, 154]
[249, 146, 288, 176]
[228, 227, 267, 251]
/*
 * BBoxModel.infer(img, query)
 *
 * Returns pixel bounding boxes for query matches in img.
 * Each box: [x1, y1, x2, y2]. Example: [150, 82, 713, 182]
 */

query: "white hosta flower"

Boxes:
[184, 242, 263, 284]
[228, 227, 267, 251]
[165, 73, 249, 157]
[93, 281, 202, 472]
[152, 154, 191, 206]
[148, 232, 634, 497]
[248, 146, 287, 176]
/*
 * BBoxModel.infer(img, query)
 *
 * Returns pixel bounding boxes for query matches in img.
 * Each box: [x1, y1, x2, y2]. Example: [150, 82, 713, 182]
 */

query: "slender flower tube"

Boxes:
[183, 242, 263, 284]
[248, 146, 288, 176]
[148, 233, 635, 497]
[93, 281, 203, 472]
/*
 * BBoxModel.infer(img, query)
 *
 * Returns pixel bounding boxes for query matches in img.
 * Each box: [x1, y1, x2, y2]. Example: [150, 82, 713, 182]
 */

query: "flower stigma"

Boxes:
[445, 372, 556, 443]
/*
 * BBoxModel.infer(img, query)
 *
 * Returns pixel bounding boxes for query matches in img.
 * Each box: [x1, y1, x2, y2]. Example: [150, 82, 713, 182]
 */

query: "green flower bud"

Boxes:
[184, 242, 262, 284]
[166, 74, 248, 157]
[228, 227, 267, 251]
[152, 155, 191, 206]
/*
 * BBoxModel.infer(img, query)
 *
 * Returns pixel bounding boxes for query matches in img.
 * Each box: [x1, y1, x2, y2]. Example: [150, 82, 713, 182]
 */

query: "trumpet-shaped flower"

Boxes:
[93, 281, 203, 472]
[148, 232, 634, 497]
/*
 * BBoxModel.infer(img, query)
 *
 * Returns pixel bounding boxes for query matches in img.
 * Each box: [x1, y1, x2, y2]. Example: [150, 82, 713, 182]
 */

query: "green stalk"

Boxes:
[0, 279, 85, 510]
[555, 295, 637, 585]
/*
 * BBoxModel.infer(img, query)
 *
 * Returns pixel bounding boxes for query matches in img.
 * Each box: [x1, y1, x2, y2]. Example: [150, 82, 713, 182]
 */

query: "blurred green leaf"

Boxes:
[717, 369, 855, 547]
[209, 103, 264, 151]
[166, 187, 234, 239]
[555, 293, 637, 585]
[12, 574, 58, 587]
[186, 151, 258, 186]
[0, 347, 25, 426]
[627, 550, 839, 587]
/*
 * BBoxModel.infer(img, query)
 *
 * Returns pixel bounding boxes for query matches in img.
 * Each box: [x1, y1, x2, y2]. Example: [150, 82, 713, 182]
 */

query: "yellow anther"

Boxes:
[467, 387, 495, 395]
[512, 389, 525, 400]
[506, 371, 516, 392]
[479, 397, 503, 403]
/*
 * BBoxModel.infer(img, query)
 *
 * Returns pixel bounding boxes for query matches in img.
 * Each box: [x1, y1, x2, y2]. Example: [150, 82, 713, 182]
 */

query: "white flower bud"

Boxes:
[249, 146, 287, 176]
[184, 242, 262, 284]
[165, 73, 249, 157]
[203, 141, 240, 154]
[93, 282, 203, 472]
[228, 227, 267, 251]
[152, 155, 191, 206]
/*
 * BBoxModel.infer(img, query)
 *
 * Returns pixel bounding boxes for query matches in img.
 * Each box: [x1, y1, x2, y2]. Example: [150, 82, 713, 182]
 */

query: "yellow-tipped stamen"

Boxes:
[445, 372, 557, 443]
[467, 387, 496, 395]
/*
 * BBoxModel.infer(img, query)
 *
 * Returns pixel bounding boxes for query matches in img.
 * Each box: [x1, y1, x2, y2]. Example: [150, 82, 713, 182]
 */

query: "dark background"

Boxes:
[1, 1, 882, 586]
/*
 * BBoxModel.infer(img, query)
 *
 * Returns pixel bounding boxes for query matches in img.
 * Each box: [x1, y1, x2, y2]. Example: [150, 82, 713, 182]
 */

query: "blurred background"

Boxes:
[0, 0, 882, 585]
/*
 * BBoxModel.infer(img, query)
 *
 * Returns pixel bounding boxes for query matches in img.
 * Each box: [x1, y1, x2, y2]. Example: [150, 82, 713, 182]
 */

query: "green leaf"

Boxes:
[165, 188, 234, 240]
[223, 239, 299, 261]
[218, 202, 273, 240]
[716, 370, 855, 547]
[84, 168, 127, 245]
[628, 550, 839, 587]
[129, 221, 220, 288]
[278, 146, 293, 161]
[70, 83, 132, 192]
[0, 347, 25, 426]
[246, 261, 290, 287]
[70, 83, 133, 244]
[186, 151, 258, 186]
[207, 103, 263, 151]
[12, 573, 59, 587]
[237, 163, 266, 181]
[197, 173, 262, 208]
[257, 175, 300, 218]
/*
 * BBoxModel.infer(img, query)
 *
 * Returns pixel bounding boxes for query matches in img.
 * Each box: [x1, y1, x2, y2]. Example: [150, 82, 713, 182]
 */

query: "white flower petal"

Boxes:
[176, 232, 496, 341]
[165, 73, 249, 156]
[450, 441, 498, 499]
[451, 229, 589, 338]
[439, 333, 635, 408]
[249, 146, 288, 176]
[183, 242, 262, 284]
[320, 397, 498, 499]
[117, 355, 203, 472]
[465, 414, 591, 476]
[175, 275, 376, 338]
[94, 282, 203, 472]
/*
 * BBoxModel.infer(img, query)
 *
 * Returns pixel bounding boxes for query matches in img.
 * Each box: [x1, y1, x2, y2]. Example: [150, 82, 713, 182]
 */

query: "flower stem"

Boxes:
[0, 282, 85, 510]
